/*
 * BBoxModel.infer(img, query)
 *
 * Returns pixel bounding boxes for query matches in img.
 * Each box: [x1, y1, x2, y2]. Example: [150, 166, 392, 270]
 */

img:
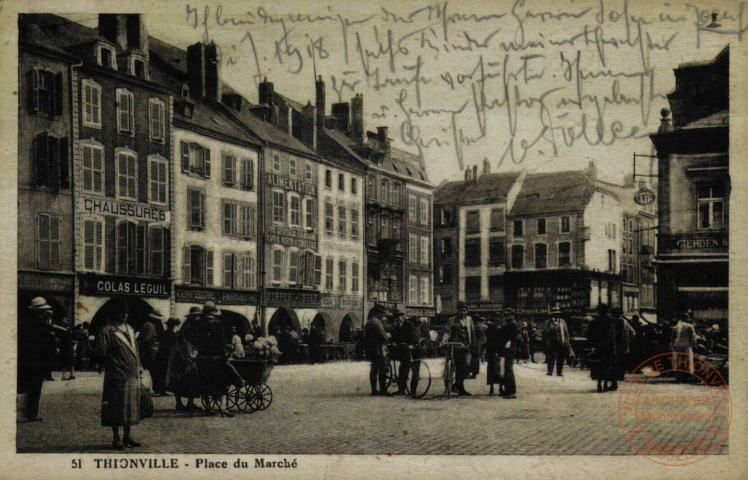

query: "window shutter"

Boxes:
[200, 192, 206, 229]
[54, 72, 63, 117]
[83, 219, 95, 269]
[314, 255, 322, 287]
[28, 70, 39, 112]
[128, 94, 135, 133]
[37, 214, 50, 269]
[127, 222, 137, 274]
[204, 148, 211, 178]
[137, 224, 147, 275]
[106, 217, 116, 273]
[34, 132, 49, 188]
[164, 229, 171, 278]
[183, 246, 191, 283]
[206, 249, 214, 286]
[59, 137, 69, 189]
[181, 142, 190, 172]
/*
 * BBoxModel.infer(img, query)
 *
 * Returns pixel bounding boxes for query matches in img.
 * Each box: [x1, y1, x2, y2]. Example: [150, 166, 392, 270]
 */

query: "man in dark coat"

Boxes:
[391, 313, 420, 395]
[18, 297, 58, 422]
[501, 312, 521, 399]
[544, 308, 570, 377]
[442, 302, 476, 396]
[137, 312, 162, 380]
[364, 306, 390, 396]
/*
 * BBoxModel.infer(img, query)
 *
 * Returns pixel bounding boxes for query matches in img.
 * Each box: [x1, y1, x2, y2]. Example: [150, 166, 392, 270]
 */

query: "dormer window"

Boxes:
[181, 84, 190, 99]
[129, 54, 148, 80]
[98, 44, 116, 69]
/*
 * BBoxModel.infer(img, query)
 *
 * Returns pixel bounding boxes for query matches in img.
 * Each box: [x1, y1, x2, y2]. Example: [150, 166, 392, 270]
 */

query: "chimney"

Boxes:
[377, 126, 390, 154]
[482, 158, 490, 176]
[587, 160, 597, 181]
[465, 168, 471, 182]
[204, 42, 221, 103]
[222, 93, 242, 112]
[187, 43, 206, 101]
[125, 14, 148, 53]
[351, 94, 364, 144]
[259, 78, 275, 106]
[623, 174, 635, 189]
[98, 14, 128, 51]
[332, 102, 350, 132]
[302, 101, 317, 151]
[472, 165, 478, 182]
[315, 76, 325, 131]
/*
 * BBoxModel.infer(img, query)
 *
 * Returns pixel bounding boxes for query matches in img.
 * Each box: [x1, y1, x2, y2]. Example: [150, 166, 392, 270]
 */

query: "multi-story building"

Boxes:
[650, 46, 729, 324]
[18, 15, 76, 325]
[504, 165, 623, 317]
[433, 162, 522, 319]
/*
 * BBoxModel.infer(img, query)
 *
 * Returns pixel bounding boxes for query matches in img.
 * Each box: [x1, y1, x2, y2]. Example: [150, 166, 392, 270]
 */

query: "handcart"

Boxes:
[225, 357, 274, 414]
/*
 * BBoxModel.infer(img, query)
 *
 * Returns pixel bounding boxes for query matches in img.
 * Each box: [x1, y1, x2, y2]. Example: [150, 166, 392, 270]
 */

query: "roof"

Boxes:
[508, 171, 596, 216]
[173, 102, 259, 147]
[318, 129, 368, 173]
[19, 14, 99, 51]
[682, 110, 729, 129]
[434, 172, 521, 206]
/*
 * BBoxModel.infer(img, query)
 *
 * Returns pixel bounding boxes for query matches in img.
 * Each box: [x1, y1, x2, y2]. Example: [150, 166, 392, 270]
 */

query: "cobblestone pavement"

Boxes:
[17, 358, 729, 455]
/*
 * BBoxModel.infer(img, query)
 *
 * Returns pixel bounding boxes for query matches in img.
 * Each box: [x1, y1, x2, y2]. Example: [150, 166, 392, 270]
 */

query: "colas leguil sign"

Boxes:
[79, 274, 171, 298]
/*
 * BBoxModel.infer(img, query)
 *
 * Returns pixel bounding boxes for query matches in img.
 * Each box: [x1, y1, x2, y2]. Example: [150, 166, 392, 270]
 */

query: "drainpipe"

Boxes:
[257, 145, 268, 337]
[70, 61, 83, 327]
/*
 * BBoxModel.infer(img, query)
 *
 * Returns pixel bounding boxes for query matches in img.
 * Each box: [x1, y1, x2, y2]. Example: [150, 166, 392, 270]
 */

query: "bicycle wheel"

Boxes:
[407, 360, 431, 399]
[255, 384, 273, 410]
[443, 358, 455, 398]
[385, 358, 399, 392]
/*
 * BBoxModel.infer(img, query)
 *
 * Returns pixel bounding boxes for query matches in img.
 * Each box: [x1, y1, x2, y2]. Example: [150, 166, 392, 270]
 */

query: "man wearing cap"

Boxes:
[18, 297, 57, 421]
[392, 313, 420, 395]
[442, 301, 475, 396]
[544, 307, 570, 377]
[364, 306, 391, 396]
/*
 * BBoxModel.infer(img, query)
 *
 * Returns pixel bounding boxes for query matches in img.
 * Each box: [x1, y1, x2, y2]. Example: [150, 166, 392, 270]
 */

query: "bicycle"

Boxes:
[385, 344, 432, 398]
[441, 342, 465, 399]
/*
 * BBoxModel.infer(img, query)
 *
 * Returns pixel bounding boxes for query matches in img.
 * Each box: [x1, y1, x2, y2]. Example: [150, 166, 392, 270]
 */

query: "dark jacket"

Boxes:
[364, 317, 389, 358]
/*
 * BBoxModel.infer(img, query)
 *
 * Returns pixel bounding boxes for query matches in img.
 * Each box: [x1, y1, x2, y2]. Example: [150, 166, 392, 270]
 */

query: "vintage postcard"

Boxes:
[0, 0, 746, 478]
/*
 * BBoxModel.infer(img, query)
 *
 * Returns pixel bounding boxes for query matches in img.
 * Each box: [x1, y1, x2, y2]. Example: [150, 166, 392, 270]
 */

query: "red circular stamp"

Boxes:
[618, 352, 732, 466]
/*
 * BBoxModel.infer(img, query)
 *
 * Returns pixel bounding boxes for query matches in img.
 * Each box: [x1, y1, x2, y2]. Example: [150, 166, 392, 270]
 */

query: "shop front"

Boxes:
[174, 285, 258, 336]
[264, 288, 320, 336]
[320, 293, 364, 342]
[18, 271, 76, 328]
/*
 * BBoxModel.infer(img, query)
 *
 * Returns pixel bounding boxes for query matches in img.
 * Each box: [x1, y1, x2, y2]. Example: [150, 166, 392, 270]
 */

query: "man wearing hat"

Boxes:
[391, 312, 420, 395]
[137, 310, 164, 387]
[364, 305, 391, 396]
[18, 297, 57, 421]
[442, 301, 476, 396]
[544, 306, 570, 377]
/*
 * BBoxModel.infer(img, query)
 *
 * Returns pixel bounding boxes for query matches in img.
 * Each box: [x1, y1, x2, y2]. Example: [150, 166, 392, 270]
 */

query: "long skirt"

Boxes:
[486, 353, 502, 385]
[101, 375, 140, 427]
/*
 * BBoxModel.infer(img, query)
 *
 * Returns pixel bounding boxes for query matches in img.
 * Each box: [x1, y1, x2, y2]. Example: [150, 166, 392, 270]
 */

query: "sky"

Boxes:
[65, 0, 734, 186]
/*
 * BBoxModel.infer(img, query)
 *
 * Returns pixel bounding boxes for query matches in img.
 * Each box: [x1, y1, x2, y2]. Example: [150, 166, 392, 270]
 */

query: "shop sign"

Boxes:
[82, 197, 169, 222]
[320, 294, 337, 309]
[339, 295, 362, 310]
[634, 187, 656, 206]
[405, 306, 435, 317]
[466, 302, 503, 312]
[175, 286, 258, 305]
[265, 288, 320, 308]
[79, 274, 171, 298]
[265, 225, 318, 250]
[266, 173, 317, 196]
[18, 271, 74, 293]
[669, 233, 728, 251]
[373, 301, 399, 311]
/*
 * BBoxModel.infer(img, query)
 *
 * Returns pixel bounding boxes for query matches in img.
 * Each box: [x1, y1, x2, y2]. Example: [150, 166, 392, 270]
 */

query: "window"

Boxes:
[351, 262, 360, 293]
[351, 178, 358, 195]
[351, 209, 360, 239]
[149, 98, 165, 142]
[440, 265, 453, 284]
[182, 246, 213, 286]
[272, 154, 281, 172]
[392, 182, 401, 207]
[180, 142, 211, 178]
[223, 153, 237, 186]
[116, 88, 135, 135]
[272, 248, 284, 284]
[608, 249, 617, 272]
[241, 158, 254, 190]
[288, 249, 299, 285]
[241, 204, 256, 239]
[698, 186, 725, 230]
[420, 277, 430, 305]
[464, 238, 481, 267]
[338, 173, 345, 191]
[513, 219, 524, 237]
[132, 59, 146, 79]
[313, 255, 322, 287]
[188, 189, 206, 230]
[33, 133, 69, 189]
[612, 223, 616, 239]
[272, 190, 285, 224]
[338, 260, 347, 292]
[289, 158, 297, 177]
[82, 217, 104, 272]
[420, 236, 429, 265]
[489, 276, 503, 303]
[148, 155, 168, 205]
[440, 208, 452, 226]
[380, 216, 390, 239]
[325, 257, 334, 291]
[409, 234, 418, 263]
[81, 142, 104, 194]
[98, 45, 115, 68]
[420, 198, 429, 225]
[338, 206, 347, 238]
[116, 221, 137, 275]
[305, 164, 313, 182]
[116, 151, 137, 201]
[558, 242, 571, 267]
[304, 198, 315, 230]
[82, 79, 101, 128]
[367, 175, 376, 200]
[149, 226, 167, 276]
[535, 243, 547, 269]
[37, 213, 61, 270]
[490, 208, 504, 231]
[223, 253, 235, 288]
[537, 218, 546, 235]
[289, 194, 301, 227]
[28, 69, 62, 117]
[409, 275, 419, 304]
[325, 169, 332, 189]
[560, 216, 571, 233]
[465, 276, 480, 303]
[408, 196, 417, 221]
[511, 245, 524, 269]
[367, 216, 376, 245]
[381, 179, 390, 204]
[441, 238, 452, 255]
[223, 201, 238, 236]
[325, 200, 334, 235]
[392, 216, 401, 240]
[489, 238, 505, 266]
[466, 210, 480, 233]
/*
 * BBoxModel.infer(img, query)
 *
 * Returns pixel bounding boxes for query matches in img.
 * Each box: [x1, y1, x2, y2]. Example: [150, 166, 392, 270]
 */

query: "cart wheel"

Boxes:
[200, 394, 212, 411]
[226, 385, 238, 410]
[255, 384, 273, 410]
[247, 385, 264, 411]
[235, 385, 257, 413]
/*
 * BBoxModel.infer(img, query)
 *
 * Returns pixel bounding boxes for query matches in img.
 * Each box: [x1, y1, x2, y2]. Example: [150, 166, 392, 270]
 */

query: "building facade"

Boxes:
[650, 47, 729, 324]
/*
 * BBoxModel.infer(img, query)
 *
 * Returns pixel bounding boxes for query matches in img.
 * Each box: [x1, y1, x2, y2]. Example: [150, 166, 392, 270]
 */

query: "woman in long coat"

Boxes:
[485, 319, 502, 396]
[165, 308, 201, 412]
[195, 307, 232, 416]
[95, 300, 142, 450]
